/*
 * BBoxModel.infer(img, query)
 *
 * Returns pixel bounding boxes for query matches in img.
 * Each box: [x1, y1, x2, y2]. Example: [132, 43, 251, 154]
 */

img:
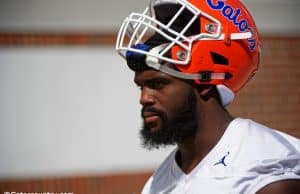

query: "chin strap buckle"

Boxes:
[200, 71, 212, 82]
[199, 71, 232, 82]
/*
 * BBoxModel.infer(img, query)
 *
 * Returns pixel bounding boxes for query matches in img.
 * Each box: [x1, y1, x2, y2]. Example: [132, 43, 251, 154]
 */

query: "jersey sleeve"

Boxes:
[247, 153, 300, 193]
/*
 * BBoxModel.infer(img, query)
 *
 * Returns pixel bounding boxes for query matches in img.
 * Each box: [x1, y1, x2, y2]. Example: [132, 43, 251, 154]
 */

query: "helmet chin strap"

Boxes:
[146, 44, 234, 107]
[145, 44, 226, 81]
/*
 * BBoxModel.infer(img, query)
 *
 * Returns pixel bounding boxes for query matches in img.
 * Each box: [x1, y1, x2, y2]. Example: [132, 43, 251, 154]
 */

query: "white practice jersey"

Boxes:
[142, 118, 300, 194]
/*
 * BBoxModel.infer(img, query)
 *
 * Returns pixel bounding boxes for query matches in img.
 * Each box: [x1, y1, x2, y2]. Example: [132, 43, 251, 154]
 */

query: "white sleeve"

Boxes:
[247, 153, 300, 194]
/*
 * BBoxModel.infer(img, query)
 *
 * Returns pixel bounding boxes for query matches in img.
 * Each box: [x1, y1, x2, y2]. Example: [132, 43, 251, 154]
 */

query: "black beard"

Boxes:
[140, 89, 197, 150]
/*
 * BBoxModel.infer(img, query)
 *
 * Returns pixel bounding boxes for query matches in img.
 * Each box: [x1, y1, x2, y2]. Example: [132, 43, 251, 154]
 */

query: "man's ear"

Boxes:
[196, 85, 215, 101]
[199, 85, 214, 96]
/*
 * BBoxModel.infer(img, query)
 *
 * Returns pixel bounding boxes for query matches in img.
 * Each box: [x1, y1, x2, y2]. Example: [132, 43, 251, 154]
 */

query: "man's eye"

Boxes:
[148, 80, 167, 89]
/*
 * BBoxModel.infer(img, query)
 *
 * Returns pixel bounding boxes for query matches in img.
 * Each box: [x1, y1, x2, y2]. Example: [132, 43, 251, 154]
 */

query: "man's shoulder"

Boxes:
[228, 118, 299, 172]
[217, 118, 300, 193]
[230, 118, 300, 153]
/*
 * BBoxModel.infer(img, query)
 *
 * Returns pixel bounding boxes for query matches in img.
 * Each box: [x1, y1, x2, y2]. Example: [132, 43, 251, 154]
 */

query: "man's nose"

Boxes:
[139, 87, 155, 106]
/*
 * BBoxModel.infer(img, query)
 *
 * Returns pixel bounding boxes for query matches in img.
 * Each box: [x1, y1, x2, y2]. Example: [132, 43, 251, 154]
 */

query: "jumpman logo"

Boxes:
[214, 152, 230, 167]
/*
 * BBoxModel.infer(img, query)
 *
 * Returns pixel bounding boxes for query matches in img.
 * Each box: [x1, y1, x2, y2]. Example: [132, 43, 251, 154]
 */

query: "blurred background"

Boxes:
[0, 0, 299, 193]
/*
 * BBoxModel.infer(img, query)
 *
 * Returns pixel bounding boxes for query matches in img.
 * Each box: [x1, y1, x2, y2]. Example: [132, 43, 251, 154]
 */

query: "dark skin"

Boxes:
[134, 69, 233, 173]
[134, 69, 300, 194]
[256, 180, 300, 194]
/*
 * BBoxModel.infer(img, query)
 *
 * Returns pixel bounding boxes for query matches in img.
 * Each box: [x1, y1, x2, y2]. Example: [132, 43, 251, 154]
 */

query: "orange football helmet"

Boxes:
[116, 0, 261, 106]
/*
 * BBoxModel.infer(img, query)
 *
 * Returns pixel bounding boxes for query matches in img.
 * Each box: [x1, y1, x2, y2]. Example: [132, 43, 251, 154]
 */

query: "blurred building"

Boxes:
[0, 0, 299, 193]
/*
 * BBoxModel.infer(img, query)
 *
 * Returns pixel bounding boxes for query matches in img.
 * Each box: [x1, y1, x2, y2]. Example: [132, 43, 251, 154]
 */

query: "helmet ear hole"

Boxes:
[210, 52, 229, 65]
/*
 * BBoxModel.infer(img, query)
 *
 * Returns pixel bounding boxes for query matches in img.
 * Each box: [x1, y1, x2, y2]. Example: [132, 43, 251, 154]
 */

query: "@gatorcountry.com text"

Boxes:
[3, 192, 74, 194]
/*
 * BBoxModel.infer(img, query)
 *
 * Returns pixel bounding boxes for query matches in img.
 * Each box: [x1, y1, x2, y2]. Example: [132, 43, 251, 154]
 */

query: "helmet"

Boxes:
[116, 0, 261, 106]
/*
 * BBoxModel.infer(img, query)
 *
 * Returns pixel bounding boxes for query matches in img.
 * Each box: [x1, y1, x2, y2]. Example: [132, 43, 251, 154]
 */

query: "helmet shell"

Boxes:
[172, 0, 261, 93]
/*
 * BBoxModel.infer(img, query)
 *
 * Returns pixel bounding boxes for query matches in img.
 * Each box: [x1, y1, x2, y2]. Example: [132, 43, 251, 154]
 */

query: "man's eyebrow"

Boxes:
[134, 76, 169, 86]
[145, 77, 169, 83]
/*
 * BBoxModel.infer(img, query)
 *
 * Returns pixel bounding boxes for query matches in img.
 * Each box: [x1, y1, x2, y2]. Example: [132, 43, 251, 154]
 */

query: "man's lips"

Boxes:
[142, 111, 160, 124]
[142, 111, 159, 118]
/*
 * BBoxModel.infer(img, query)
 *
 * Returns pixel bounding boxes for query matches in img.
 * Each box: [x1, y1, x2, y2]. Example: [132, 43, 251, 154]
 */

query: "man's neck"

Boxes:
[176, 104, 233, 174]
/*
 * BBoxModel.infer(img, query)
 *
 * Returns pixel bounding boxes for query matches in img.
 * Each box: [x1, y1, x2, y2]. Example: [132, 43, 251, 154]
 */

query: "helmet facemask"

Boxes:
[116, 0, 222, 68]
